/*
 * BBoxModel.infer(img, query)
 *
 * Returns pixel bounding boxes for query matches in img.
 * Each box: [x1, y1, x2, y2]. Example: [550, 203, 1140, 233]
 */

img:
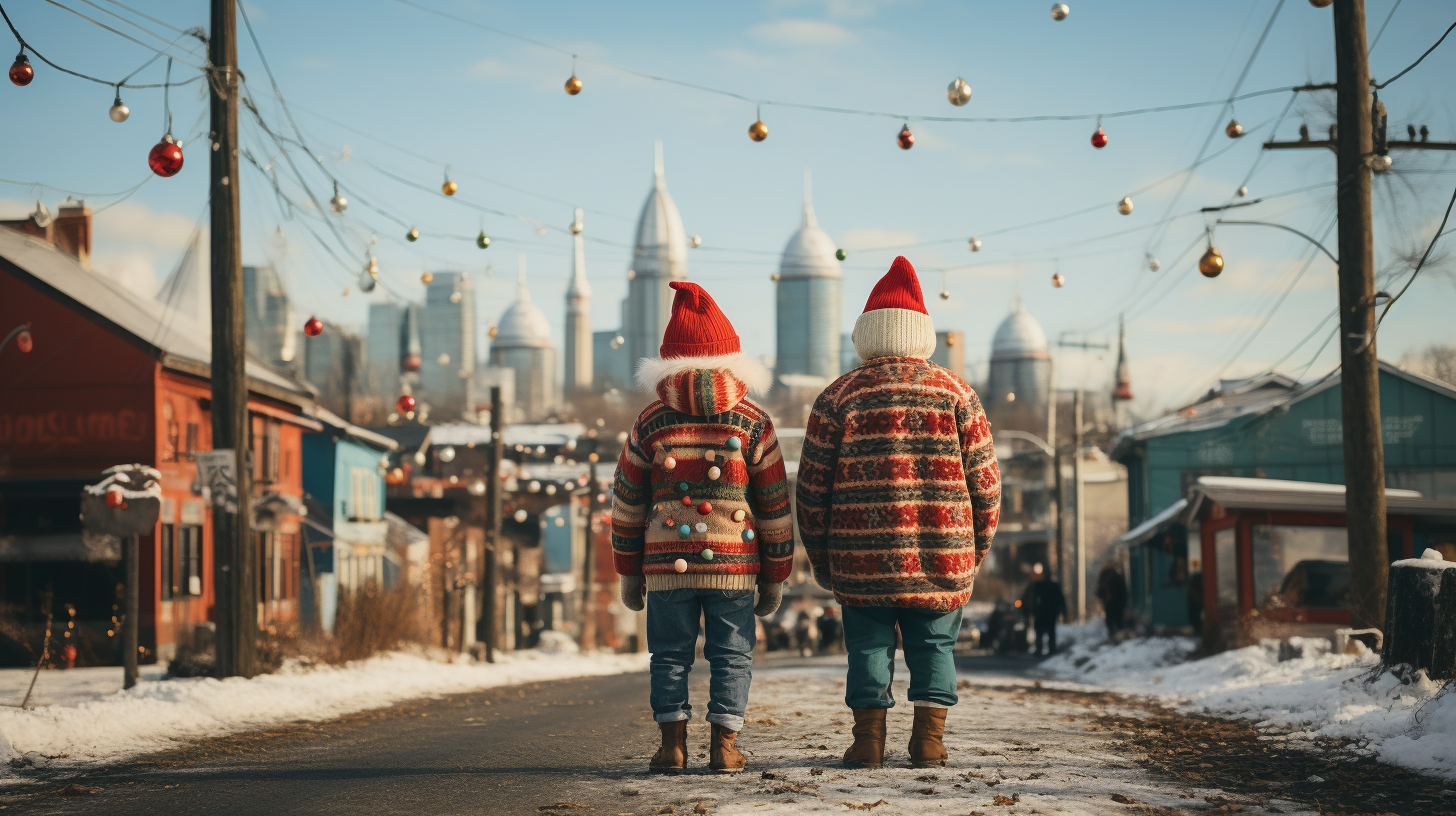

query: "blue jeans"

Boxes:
[842, 605, 962, 710]
[646, 588, 756, 732]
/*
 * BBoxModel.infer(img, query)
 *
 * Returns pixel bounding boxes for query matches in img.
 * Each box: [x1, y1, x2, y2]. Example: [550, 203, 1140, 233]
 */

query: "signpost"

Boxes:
[80, 465, 161, 689]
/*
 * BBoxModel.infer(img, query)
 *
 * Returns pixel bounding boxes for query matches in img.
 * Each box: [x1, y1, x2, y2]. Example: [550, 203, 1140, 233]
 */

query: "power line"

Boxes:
[1374, 19, 1455, 89]
[0, 2, 204, 88]
[1369, 0, 1403, 52]
[37, 0, 204, 68]
[1378, 178, 1456, 322]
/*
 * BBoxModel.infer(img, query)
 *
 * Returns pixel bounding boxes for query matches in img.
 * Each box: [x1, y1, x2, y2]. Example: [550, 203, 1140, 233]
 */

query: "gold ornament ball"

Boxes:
[947, 77, 972, 107]
[1199, 246, 1225, 278]
[488, 325, 498, 339]
[1309, 0, 1332, 7]
[421, 271, 434, 284]
[406, 226, 420, 242]
[1118, 196, 1134, 215]
[1225, 119, 1244, 138]
[564, 74, 583, 95]
[441, 179, 458, 196]
[748, 119, 769, 142]
[1052, 272, 1065, 288]
[1051, 3, 1070, 20]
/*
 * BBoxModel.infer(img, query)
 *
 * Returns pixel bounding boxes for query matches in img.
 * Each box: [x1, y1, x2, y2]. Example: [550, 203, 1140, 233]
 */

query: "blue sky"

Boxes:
[3, 0, 1453, 414]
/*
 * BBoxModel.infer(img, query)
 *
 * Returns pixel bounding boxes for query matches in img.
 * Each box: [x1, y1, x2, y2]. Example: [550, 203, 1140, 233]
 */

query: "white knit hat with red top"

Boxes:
[852, 255, 936, 361]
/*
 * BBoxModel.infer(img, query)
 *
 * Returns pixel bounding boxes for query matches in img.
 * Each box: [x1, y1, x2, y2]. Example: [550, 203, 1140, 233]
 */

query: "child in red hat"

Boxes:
[611, 281, 793, 774]
[795, 256, 1001, 769]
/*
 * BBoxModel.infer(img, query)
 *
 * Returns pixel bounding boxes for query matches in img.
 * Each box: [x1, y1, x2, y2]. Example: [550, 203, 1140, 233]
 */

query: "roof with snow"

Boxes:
[0, 226, 314, 407]
[1182, 475, 1456, 521]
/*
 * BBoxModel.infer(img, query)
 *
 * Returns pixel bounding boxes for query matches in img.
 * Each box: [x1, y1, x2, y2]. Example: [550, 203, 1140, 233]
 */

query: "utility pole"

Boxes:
[208, 0, 254, 678]
[122, 534, 138, 689]
[579, 453, 598, 651]
[481, 386, 504, 663]
[1072, 390, 1086, 622]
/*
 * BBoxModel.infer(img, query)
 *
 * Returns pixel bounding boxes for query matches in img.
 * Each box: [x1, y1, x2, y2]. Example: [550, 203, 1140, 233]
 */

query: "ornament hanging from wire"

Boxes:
[1052, 272, 1065, 288]
[1118, 196, 1134, 215]
[329, 182, 348, 213]
[441, 167, 458, 196]
[396, 394, 417, 414]
[406, 226, 419, 242]
[938, 271, 950, 300]
[421, 271, 434, 285]
[1051, 4, 1070, 21]
[897, 124, 915, 150]
[748, 107, 769, 142]
[303, 317, 323, 337]
[835, 248, 847, 261]
[564, 55, 583, 95]
[476, 230, 491, 249]
[109, 90, 129, 122]
[968, 236, 982, 252]
[1199, 243, 1224, 278]
[359, 254, 379, 293]
[1147, 255, 1161, 272]
[690, 235, 702, 248]
[1091, 122, 1108, 149]
[9, 51, 32, 86]
[1309, 0, 1332, 7]
[1225, 118, 1244, 138]
[149, 134, 184, 177]
[1237, 185, 1248, 197]
[946, 77, 972, 107]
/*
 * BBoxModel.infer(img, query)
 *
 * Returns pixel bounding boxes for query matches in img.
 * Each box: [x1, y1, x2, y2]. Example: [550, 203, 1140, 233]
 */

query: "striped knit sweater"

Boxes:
[612, 363, 794, 591]
[795, 356, 1001, 611]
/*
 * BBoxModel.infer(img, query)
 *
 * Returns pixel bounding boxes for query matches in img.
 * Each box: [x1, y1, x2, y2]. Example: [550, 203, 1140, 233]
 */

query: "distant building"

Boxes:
[775, 175, 841, 383]
[619, 143, 688, 385]
[840, 332, 860, 374]
[985, 298, 1052, 438]
[930, 330, 964, 380]
[490, 258, 557, 421]
[563, 208, 593, 399]
[418, 272, 476, 420]
[242, 264, 297, 371]
[592, 329, 632, 393]
[300, 321, 363, 422]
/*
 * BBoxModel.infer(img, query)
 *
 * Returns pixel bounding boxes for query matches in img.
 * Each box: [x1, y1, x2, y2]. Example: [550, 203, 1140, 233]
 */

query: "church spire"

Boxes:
[1113, 314, 1133, 402]
[802, 168, 817, 228]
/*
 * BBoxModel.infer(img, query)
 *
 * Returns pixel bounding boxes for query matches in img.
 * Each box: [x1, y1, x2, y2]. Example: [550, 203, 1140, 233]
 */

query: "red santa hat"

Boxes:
[636, 281, 772, 394]
[852, 256, 936, 360]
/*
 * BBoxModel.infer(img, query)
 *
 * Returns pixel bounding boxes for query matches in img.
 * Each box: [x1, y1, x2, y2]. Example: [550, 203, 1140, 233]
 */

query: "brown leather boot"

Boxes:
[842, 709, 886, 769]
[908, 706, 948, 767]
[709, 723, 746, 773]
[649, 720, 687, 774]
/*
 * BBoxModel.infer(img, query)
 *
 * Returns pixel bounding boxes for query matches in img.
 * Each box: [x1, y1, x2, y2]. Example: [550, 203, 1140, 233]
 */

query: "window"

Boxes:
[179, 525, 203, 596]
[267, 425, 281, 481]
[183, 423, 198, 461]
[257, 532, 273, 602]
[1214, 527, 1237, 610]
[160, 524, 175, 600]
[162, 401, 179, 462]
[1252, 525, 1349, 610]
[350, 467, 378, 521]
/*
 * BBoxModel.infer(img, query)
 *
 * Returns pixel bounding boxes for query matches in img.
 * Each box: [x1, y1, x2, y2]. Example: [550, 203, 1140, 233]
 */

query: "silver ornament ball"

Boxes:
[946, 77, 972, 107]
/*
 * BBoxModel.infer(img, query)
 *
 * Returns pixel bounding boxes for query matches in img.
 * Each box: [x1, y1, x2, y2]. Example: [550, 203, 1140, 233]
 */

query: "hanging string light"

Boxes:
[968, 236, 982, 252]
[148, 62, 183, 177]
[108, 89, 129, 122]
[442, 167, 458, 196]
[9, 50, 32, 86]
[938, 271, 950, 300]
[477, 229, 491, 248]
[359, 254, 379, 292]
[406, 226, 419, 241]
[835, 248, 847, 261]
[1052, 272, 1065, 288]
[897, 123, 915, 150]
[1225, 118, 1244, 138]
[748, 107, 769, 142]
[1118, 196, 1134, 215]
[1051, 4, 1070, 21]
[329, 181, 348, 212]
[1091, 118, 1109, 149]
[1199, 236, 1224, 278]
[1147, 254, 1161, 272]
[303, 317, 323, 337]
[946, 77, 972, 107]
[564, 55, 582, 95]
[1237, 185, 1248, 197]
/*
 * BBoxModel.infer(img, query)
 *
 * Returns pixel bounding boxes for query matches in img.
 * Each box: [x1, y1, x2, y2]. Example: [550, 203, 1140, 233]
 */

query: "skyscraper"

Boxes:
[490, 256, 557, 420]
[563, 208, 592, 398]
[775, 173, 841, 382]
[419, 271, 476, 420]
[241, 265, 296, 371]
[622, 142, 688, 383]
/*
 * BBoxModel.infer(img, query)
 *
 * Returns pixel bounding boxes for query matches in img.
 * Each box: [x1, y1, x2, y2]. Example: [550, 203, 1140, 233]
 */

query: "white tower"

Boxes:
[775, 170, 841, 381]
[623, 142, 689, 385]
[490, 255, 557, 420]
[563, 208, 592, 397]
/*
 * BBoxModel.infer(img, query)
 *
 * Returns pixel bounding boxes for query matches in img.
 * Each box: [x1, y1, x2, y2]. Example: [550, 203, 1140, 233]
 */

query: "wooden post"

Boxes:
[209, 0, 255, 678]
[1381, 552, 1456, 679]
[1333, 0, 1388, 632]
[123, 534, 139, 689]
[579, 457, 598, 651]
[1073, 390, 1086, 621]
[481, 386, 504, 662]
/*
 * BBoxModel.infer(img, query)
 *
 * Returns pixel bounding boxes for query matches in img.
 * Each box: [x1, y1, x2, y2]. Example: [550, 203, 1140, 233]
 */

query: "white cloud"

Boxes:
[750, 19, 857, 47]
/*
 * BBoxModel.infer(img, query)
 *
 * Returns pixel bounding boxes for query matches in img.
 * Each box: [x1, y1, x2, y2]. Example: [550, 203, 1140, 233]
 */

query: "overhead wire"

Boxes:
[1374, 19, 1455, 89]
[0, 2, 204, 88]
[36, 0, 205, 68]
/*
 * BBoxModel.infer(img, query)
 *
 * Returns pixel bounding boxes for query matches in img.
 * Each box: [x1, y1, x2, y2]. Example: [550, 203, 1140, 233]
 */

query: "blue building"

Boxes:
[300, 409, 399, 632]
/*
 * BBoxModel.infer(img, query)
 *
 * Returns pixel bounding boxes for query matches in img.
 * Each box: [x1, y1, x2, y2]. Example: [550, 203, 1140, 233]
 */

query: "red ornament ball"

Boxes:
[303, 317, 324, 337]
[403, 353, 422, 372]
[682, 495, 693, 507]
[1090, 126, 1109, 149]
[15, 330, 32, 353]
[148, 138, 184, 177]
[897, 124, 915, 150]
[9, 53, 33, 86]
[105, 488, 126, 508]
[396, 394, 417, 413]
[697, 501, 712, 515]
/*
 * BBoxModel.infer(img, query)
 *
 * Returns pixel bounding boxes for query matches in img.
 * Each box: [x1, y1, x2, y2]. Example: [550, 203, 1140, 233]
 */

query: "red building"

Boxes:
[0, 203, 318, 666]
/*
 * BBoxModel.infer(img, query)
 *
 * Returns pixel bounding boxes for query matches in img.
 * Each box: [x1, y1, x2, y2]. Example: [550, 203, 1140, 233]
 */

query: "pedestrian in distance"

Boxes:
[795, 256, 1001, 769]
[1025, 565, 1067, 656]
[1096, 564, 1128, 639]
[611, 281, 794, 774]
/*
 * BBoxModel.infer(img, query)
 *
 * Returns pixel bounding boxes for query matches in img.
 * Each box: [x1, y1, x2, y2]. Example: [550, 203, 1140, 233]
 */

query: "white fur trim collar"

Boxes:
[634, 353, 774, 395]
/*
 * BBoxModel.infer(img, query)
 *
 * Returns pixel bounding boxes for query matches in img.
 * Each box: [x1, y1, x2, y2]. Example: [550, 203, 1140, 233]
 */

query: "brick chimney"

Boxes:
[54, 198, 92, 270]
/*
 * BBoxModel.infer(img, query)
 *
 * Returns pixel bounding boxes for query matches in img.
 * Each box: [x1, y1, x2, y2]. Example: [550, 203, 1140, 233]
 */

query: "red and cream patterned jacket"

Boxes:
[611, 356, 794, 591]
[795, 356, 1000, 611]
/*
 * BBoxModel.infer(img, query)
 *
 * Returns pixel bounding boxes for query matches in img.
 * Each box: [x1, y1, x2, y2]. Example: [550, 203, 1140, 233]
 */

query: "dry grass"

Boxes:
[326, 583, 427, 664]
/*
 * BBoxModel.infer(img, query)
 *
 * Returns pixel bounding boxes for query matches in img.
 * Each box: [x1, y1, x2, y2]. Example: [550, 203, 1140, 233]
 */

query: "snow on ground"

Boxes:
[1041, 628, 1456, 781]
[597, 662, 1322, 816]
[0, 647, 646, 778]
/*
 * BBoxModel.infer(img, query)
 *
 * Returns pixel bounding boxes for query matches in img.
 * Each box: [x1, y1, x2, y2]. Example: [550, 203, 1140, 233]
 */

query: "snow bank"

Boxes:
[0, 648, 646, 776]
[1043, 635, 1456, 780]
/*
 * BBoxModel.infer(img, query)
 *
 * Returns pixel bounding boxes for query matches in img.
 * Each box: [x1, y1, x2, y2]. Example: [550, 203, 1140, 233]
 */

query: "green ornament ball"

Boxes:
[835, 248, 847, 261]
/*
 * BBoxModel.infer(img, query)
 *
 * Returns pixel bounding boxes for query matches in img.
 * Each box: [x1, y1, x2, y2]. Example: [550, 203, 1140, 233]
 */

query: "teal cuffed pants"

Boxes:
[842, 605, 962, 710]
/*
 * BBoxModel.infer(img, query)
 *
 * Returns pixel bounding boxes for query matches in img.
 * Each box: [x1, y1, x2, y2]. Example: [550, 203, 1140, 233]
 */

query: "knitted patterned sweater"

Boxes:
[795, 356, 1001, 611]
[611, 363, 794, 591]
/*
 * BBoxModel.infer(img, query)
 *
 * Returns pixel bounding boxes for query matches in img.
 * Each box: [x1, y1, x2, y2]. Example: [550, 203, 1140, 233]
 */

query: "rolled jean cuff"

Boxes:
[654, 710, 691, 723]
[706, 712, 745, 732]
[911, 698, 955, 708]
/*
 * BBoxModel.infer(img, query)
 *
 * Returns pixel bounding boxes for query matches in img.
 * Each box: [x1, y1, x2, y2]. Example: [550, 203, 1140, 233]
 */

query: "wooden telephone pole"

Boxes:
[208, 0, 255, 677]
[1260, 1, 1456, 630]
[481, 386, 504, 663]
